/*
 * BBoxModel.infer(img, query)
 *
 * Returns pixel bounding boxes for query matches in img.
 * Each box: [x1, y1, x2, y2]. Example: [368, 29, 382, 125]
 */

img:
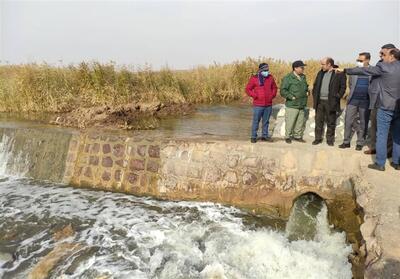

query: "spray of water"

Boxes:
[0, 177, 352, 279]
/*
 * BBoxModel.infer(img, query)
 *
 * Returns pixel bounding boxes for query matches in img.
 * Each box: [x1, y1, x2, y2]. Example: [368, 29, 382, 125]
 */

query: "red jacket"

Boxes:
[245, 75, 278, 106]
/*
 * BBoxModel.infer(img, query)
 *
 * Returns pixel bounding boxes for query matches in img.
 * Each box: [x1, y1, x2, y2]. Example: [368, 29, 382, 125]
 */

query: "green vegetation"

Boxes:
[0, 58, 353, 113]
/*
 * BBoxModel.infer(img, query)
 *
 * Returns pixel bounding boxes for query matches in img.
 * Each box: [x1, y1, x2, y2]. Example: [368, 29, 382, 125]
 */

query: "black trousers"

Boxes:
[315, 100, 337, 142]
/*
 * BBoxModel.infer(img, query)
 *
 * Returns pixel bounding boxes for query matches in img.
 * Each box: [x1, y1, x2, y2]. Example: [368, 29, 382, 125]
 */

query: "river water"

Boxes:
[0, 176, 352, 279]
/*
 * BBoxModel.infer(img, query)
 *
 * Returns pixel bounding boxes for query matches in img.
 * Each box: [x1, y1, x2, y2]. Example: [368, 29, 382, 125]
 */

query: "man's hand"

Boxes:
[334, 68, 344, 73]
[241, 95, 250, 104]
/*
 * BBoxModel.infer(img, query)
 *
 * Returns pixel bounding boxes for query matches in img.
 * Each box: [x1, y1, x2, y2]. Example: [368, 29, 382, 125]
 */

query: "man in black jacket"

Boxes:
[312, 57, 347, 146]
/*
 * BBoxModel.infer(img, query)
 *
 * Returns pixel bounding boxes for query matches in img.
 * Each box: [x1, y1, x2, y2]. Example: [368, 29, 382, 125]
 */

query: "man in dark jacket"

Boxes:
[245, 63, 278, 143]
[339, 52, 371, 151]
[338, 49, 400, 171]
[312, 57, 347, 146]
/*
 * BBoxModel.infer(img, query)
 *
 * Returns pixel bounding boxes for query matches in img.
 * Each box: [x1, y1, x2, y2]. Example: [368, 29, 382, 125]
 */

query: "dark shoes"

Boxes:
[312, 140, 322, 145]
[327, 141, 334, 146]
[285, 138, 292, 144]
[261, 137, 273, 142]
[252, 137, 273, 143]
[364, 149, 376, 155]
[368, 163, 385, 171]
[293, 138, 306, 143]
[338, 143, 350, 149]
[390, 162, 400, 170]
[355, 145, 363, 151]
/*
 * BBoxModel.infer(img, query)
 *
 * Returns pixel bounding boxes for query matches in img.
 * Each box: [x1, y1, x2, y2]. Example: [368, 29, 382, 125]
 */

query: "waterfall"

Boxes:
[0, 128, 72, 181]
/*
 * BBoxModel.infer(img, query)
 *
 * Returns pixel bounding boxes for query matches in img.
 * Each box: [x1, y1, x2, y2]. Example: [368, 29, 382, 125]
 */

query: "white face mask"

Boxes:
[356, 61, 364, 67]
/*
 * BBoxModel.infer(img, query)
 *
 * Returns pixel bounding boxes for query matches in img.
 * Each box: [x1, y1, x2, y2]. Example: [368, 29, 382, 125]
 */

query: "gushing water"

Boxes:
[0, 129, 353, 278]
[0, 177, 353, 279]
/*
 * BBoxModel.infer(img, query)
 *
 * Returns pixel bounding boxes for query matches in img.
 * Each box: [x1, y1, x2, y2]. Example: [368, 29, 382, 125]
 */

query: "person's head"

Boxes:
[258, 63, 270, 77]
[380, 43, 396, 60]
[357, 52, 371, 67]
[320, 57, 334, 72]
[384, 48, 400, 62]
[390, 49, 400, 61]
[292, 60, 306, 75]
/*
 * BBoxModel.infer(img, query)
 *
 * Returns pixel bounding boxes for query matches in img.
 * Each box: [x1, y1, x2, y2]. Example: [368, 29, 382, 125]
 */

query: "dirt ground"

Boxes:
[50, 102, 195, 130]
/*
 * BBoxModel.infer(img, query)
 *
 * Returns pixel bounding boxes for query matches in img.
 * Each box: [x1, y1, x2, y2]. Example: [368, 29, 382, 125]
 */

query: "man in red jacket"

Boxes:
[245, 63, 278, 143]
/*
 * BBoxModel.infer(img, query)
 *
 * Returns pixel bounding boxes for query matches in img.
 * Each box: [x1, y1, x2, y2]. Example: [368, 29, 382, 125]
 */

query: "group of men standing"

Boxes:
[245, 43, 400, 172]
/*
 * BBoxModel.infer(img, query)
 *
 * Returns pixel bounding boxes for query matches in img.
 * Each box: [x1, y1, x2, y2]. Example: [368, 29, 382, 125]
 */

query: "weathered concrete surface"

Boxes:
[355, 159, 400, 279]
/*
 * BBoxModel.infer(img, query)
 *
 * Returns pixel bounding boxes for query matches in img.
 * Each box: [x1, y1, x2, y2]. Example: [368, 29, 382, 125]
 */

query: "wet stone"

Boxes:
[148, 145, 160, 158]
[113, 144, 125, 157]
[137, 145, 147, 157]
[102, 157, 113, 168]
[102, 171, 111, 181]
[147, 160, 159, 173]
[89, 156, 99, 166]
[130, 159, 145, 171]
[115, 159, 124, 167]
[102, 144, 111, 154]
[91, 143, 100, 154]
[243, 172, 258, 186]
[127, 173, 139, 184]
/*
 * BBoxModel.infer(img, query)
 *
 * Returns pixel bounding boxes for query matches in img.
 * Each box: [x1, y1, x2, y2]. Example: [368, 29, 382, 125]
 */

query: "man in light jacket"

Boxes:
[364, 43, 396, 155]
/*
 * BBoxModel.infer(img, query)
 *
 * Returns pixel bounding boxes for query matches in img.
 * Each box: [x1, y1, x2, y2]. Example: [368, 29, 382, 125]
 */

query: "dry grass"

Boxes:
[0, 58, 353, 113]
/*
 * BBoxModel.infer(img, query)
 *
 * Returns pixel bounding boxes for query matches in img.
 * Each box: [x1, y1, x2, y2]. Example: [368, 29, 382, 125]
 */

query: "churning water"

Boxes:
[0, 177, 353, 279]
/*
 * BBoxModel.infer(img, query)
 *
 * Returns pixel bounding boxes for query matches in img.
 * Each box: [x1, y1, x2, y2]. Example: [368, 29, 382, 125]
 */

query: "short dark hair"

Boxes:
[359, 52, 371, 60]
[326, 57, 334, 67]
[390, 48, 400, 60]
[381, 43, 396, 49]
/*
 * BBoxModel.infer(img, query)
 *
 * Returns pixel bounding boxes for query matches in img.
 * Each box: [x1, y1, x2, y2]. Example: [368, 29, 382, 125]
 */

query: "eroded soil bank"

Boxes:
[0, 102, 195, 130]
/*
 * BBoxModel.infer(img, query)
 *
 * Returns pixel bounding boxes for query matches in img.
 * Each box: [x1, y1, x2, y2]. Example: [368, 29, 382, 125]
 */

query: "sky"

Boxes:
[0, 0, 399, 69]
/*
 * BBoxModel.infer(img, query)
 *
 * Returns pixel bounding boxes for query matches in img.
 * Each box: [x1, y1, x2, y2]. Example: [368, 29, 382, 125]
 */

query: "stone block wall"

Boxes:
[63, 134, 161, 196]
[63, 133, 362, 219]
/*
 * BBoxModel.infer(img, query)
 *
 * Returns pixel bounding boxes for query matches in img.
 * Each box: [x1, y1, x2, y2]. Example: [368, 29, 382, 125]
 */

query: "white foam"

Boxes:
[0, 178, 352, 279]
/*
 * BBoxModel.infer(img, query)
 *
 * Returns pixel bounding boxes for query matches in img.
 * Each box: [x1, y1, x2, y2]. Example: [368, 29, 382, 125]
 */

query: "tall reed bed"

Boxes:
[0, 58, 352, 113]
